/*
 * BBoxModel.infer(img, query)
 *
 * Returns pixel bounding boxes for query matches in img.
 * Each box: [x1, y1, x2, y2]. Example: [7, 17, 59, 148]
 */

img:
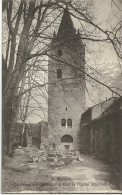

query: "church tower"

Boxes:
[48, 8, 86, 152]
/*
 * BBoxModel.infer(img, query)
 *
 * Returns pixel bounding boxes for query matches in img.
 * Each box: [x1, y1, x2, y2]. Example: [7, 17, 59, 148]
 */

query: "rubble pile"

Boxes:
[46, 150, 80, 168]
[4, 145, 83, 172]
[23, 146, 81, 169]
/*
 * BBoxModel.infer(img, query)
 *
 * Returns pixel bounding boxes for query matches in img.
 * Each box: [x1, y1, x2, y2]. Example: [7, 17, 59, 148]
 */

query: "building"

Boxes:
[80, 97, 122, 164]
[48, 8, 86, 152]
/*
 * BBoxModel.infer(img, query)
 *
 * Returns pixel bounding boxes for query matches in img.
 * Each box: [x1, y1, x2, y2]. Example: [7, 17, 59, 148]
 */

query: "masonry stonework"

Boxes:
[48, 8, 86, 152]
[80, 97, 122, 165]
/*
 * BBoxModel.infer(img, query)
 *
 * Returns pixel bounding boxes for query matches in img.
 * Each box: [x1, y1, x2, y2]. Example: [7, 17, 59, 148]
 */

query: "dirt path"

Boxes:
[2, 154, 121, 193]
[51, 154, 121, 193]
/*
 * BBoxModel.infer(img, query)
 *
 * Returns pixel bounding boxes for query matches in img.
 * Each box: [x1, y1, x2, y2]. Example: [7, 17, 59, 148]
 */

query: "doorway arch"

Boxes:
[61, 135, 73, 143]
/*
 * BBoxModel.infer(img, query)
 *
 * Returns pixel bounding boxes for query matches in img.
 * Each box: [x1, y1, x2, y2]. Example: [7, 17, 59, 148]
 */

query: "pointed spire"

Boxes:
[57, 7, 76, 38]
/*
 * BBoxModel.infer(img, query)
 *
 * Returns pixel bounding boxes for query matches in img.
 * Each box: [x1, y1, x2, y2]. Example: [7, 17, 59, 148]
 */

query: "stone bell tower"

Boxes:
[48, 8, 86, 152]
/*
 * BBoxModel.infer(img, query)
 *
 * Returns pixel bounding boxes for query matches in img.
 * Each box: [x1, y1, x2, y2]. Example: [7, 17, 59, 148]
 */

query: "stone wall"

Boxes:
[48, 10, 86, 152]
[79, 125, 90, 153]
[40, 121, 48, 148]
[92, 97, 117, 120]
[48, 40, 86, 151]
[13, 121, 48, 149]
[26, 123, 41, 149]
[80, 97, 122, 163]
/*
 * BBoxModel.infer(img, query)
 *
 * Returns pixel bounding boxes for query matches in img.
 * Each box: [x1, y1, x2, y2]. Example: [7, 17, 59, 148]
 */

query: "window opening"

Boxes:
[57, 69, 62, 78]
[67, 119, 72, 127]
[61, 119, 66, 126]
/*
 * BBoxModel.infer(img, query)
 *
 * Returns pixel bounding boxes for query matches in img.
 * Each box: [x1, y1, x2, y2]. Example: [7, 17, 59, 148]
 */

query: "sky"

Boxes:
[27, 0, 122, 123]
[2, 0, 121, 123]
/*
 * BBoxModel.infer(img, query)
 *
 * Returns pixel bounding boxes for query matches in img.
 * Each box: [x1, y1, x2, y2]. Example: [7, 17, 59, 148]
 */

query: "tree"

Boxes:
[17, 64, 48, 146]
[2, 0, 122, 155]
[2, 0, 66, 155]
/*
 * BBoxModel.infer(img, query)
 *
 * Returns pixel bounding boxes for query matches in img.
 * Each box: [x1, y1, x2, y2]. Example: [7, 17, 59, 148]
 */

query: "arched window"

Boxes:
[61, 119, 66, 126]
[67, 119, 72, 127]
[57, 69, 62, 78]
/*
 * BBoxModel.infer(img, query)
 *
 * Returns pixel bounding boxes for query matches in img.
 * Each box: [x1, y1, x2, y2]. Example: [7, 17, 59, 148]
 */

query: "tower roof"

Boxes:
[57, 8, 76, 38]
